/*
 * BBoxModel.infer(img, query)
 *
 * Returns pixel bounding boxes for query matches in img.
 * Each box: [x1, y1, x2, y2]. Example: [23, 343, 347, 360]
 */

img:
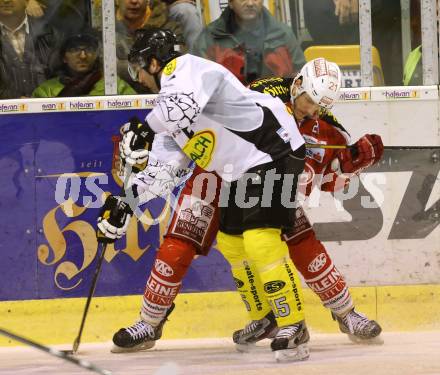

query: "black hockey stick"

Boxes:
[305, 144, 439, 150]
[383, 146, 439, 150]
[0, 327, 112, 375]
[70, 242, 108, 354]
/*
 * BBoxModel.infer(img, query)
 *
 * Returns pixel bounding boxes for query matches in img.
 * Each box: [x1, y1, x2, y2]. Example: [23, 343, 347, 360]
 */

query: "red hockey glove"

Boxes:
[338, 134, 384, 175]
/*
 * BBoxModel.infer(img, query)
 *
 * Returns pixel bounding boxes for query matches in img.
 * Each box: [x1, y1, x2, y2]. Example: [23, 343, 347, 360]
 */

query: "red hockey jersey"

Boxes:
[249, 77, 351, 195]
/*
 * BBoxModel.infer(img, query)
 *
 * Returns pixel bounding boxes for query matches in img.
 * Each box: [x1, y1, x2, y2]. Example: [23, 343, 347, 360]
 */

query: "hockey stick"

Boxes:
[305, 144, 439, 150]
[70, 241, 108, 354]
[0, 327, 112, 375]
[67, 145, 141, 354]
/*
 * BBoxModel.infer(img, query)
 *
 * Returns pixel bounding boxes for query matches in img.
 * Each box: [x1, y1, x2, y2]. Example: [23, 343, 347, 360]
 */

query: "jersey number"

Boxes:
[269, 297, 290, 318]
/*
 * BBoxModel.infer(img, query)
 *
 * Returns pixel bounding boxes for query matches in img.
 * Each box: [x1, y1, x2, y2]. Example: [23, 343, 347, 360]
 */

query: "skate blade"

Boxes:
[235, 342, 257, 353]
[274, 343, 310, 362]
[111, 340, 156, 353]
[347, 334, 384, 345]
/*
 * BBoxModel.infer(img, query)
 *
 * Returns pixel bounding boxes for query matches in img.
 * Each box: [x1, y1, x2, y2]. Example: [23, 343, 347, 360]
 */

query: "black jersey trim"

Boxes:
[226, 105, 292, 161]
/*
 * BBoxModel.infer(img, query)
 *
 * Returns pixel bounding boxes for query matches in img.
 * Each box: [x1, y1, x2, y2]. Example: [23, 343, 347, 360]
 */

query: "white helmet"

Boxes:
[291, 58, 342, 109]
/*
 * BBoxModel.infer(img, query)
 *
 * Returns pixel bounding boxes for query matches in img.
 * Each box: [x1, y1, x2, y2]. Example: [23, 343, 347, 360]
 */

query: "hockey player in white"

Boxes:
[97, 28, 310, 361]
[97, 30, 383, 358]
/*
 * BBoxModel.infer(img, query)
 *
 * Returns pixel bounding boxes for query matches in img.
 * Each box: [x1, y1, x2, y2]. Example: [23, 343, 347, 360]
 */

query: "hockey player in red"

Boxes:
[100, 54, 383, 353]
[241, 69, 384, 346]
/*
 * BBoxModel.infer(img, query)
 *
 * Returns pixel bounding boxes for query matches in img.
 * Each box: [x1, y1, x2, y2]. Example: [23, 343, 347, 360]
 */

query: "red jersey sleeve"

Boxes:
[299, 115, 351, 195]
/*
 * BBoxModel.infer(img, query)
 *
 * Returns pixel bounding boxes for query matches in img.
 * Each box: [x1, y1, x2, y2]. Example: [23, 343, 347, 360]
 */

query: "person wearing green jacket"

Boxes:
[32, 31, 136, 97]
[115, 0, 184, 94]
[403, 45, 422, 86]
[191, 0, 306, 85]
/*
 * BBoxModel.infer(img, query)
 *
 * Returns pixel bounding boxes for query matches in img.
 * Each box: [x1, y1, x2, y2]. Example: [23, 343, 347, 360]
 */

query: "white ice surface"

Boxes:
[0, 332, 439, 375]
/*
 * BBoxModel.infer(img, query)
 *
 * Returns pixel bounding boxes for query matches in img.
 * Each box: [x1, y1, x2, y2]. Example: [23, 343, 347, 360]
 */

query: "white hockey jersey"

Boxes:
[146, 54, 304, 182]
[132, 132, 193, 202]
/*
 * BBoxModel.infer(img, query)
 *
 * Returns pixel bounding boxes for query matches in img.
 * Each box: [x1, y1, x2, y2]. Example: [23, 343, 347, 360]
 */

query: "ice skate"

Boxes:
[333, 308, 383, 345]
[270, 320, 310, 362]
[111, 303, 175, 353]
[232, 311, 278, 352]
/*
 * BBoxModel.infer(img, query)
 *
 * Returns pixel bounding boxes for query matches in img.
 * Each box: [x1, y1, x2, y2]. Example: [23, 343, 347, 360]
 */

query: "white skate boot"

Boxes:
[270, 320, 310, 362]
[333, 308, 383, 344]
[232, 311, 278, 352]
[111, 303, 175, 353]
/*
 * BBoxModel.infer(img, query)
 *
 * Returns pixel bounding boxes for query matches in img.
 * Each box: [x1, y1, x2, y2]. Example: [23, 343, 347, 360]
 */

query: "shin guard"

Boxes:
[287, 231, 353, 316]
[217, 231, 271, 320]
[141, 237, 196, 325]
[243, 229, 306, 327]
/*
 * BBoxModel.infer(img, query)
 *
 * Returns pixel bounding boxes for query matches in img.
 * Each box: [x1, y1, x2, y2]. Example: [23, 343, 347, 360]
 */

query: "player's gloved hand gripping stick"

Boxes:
[119, 117, 155, 166]
[68, 196, 133, 354]
[305, 133, 433, 176]
[337, 134, 384, 174]
[69, 117, 153, 354]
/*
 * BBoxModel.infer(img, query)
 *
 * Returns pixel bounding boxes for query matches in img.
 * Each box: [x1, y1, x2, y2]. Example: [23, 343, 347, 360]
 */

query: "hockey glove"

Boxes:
[338, 134, 384, 175]
[97, 195, 133, 243]
[119, 117, 155, 166]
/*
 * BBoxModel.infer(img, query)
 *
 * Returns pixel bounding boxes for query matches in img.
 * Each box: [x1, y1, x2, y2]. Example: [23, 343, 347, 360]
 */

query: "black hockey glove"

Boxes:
[119, 117, 155, 166]
[97, 195, 133, 243]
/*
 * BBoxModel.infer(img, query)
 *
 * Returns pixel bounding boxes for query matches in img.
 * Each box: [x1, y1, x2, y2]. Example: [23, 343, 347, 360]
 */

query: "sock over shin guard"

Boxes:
[216, 231, 271, 320]
[243, 228, 305, 327]
[141, 237, 196, 325]
[287, 231, 354, 316]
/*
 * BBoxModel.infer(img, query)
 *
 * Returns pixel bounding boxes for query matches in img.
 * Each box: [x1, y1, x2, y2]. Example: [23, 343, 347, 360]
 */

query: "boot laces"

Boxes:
[126, 320, 155, 340]
[276, 323, 300, 339]
[342, 310, 370, 334]
[243, 320, 261, 335]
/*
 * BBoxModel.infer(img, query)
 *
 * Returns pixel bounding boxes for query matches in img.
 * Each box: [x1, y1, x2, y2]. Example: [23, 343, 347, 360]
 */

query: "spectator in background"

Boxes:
[191, 0, 305, 85]
[303, 0, 359, 46]
[0, 67, 13, 97]
[25, 0, 90, 33]
[26, 0, 44, 17]
[334, 0, 358, 25]
[303, 0, 403, 86]
[32, 32, 136, 97]
[0, 0, 61, 98]
[115, 0, 184, 93]
[161, 0, 202, 49]
[403, 0, 422, 85]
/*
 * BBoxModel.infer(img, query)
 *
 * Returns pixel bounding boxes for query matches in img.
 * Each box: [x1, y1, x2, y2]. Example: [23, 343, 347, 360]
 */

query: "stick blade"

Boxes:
[60, 349, 74, 355]
[72, 337, 80, 354]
